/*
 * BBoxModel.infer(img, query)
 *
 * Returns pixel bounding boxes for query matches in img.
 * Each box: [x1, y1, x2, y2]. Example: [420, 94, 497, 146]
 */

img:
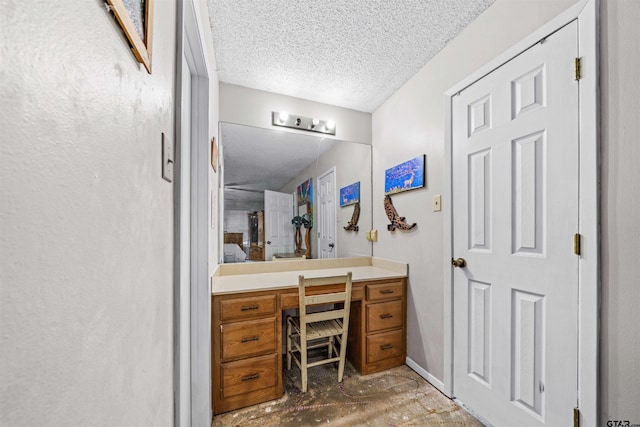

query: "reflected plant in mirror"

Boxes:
[219, 122, 372, 263]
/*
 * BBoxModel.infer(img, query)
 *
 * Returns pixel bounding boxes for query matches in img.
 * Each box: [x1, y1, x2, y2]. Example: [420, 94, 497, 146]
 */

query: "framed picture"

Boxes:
[384, 155, 426, 195]
[340, 182, 360, 207]
[106, 0, 154, 73]
[211, 137, 218, 172]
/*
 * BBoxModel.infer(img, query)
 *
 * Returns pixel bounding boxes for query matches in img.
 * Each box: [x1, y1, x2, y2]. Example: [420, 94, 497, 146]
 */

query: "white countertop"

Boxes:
[211, 257, 407, 295]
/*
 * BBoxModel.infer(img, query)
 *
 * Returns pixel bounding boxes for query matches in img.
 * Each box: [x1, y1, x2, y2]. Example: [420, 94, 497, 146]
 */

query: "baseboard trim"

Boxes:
[405, 357, 446, 395]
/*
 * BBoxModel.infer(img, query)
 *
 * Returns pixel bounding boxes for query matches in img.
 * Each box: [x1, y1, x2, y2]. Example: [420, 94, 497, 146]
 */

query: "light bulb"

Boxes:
[279, 111, 289, 122]
[311, 118, 320, 127]
[326, 120, 335, 130]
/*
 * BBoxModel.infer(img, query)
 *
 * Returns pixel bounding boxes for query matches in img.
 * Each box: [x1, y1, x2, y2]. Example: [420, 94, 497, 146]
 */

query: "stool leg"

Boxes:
[337, 331, 348, 383]
[301, 337, 308, 392]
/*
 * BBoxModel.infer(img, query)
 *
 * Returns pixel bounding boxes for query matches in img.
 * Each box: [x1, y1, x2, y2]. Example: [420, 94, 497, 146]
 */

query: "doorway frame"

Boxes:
[175, 0, 211, 425]
[317, 166, 338, 258]
[442, 0, 598, 425]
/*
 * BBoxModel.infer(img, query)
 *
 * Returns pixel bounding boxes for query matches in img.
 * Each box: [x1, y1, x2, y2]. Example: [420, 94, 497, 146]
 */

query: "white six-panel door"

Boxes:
[264, 190, 294, 259]
[452, 21, 579, 427]
[318, 168, 337, 259]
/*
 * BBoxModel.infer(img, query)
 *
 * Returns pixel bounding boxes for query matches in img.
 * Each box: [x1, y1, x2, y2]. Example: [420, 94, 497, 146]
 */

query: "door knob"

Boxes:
[451, 258, 466, 268]
[266, 241, 271, 245]
[329, 243, 335, 248]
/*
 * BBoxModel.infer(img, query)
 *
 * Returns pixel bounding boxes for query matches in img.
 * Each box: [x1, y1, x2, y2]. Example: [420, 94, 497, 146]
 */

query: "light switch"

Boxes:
[433, 195, 442, 212]
[162, 132, 173, 182]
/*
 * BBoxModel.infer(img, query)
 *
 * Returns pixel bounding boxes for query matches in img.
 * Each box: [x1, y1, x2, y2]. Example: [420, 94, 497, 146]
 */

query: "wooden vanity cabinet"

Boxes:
[211, 291, 282, 414]
[347, 279, 407, 375]
[211, 277, 406, 414]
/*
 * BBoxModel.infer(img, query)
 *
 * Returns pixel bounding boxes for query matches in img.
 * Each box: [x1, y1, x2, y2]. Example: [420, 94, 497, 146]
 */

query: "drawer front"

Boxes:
[366, 281, 404, 302]
[280, 292, 298, 310]
[220, 295, 276, 321]
[366, 300, 403, 333]
[350, 286, 364, 301]
[221, 317, 277, 360]
[221, 353, 278, 399]
[367, 329, 404, 364]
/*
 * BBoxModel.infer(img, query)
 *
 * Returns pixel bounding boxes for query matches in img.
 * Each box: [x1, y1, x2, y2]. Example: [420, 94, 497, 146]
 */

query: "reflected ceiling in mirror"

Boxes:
[221, 122, 339, 211]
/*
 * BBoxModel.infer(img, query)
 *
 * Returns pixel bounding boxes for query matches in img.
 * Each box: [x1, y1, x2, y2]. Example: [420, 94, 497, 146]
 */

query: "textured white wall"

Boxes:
[372, 0, 576, 382]
[0, 0, 217, 425]
[599, 0, 640, 424]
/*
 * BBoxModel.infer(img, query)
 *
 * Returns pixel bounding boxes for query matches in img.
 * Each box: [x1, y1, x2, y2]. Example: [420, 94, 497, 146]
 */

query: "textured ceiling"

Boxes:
[207, 0, 494, 112]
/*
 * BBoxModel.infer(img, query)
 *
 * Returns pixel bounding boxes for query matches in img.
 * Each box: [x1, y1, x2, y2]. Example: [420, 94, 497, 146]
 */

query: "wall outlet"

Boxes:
[433, 195, 442, 212]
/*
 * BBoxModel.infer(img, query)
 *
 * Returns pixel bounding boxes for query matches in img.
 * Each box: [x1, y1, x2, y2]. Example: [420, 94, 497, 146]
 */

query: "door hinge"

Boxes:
[574, 57, 582, 81]
[574, 233, 582, 256]
[574, 407, 580, 427]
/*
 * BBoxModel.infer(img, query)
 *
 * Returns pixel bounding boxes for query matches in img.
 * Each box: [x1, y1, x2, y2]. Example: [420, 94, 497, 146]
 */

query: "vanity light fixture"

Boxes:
[272, 111, 336, 135]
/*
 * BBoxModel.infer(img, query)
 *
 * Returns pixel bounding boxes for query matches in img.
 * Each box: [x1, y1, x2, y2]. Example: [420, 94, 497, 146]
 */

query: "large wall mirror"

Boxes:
[219, 122, 372, 263]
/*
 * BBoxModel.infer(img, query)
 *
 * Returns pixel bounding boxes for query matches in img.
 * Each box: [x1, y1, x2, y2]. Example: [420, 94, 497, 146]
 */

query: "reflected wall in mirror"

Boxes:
[220, 122, 372, 263]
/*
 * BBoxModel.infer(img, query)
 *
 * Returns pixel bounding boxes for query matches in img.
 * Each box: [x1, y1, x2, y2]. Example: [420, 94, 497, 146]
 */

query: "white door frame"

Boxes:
[318, 166, 338, 258]
[442, 0, 598, 425]
[175, 1, 211, 425]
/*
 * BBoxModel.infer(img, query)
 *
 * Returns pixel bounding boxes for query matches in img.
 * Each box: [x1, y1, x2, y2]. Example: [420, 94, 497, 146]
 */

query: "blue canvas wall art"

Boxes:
[340, 182, 360, 207]
[384, 155, 425, 195]
[297, 178, 313, 227]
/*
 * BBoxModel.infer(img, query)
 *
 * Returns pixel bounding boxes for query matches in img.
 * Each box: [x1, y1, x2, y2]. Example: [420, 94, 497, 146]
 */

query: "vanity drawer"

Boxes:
[367, 329, 404, 364]
[366, 281, 404, 302]
[221, 353, 278, 399]
[221, 317, 277, 360]
[220, 295, 276, 321]
[366, 300, 403, 333]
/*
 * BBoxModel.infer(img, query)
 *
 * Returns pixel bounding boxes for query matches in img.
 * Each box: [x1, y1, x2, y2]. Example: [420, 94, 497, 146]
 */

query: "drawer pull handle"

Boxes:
[380, 289, 394, 294]
[380, 344, 393, 350]
[241, 305, 259, 311]
[242, 373, 260, 382]
[241, 336, 259, 343]
[380, 314, 393, 319]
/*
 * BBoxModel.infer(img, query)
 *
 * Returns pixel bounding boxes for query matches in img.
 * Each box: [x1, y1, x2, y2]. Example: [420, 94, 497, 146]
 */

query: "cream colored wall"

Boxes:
[599, 0, 640, 424]
[219, 83, 372, 144]
[372, 0, 576, 383]
[0, 1, 219, 425]
[280, 141, 373, 259]
[374, 0, 640, 423]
